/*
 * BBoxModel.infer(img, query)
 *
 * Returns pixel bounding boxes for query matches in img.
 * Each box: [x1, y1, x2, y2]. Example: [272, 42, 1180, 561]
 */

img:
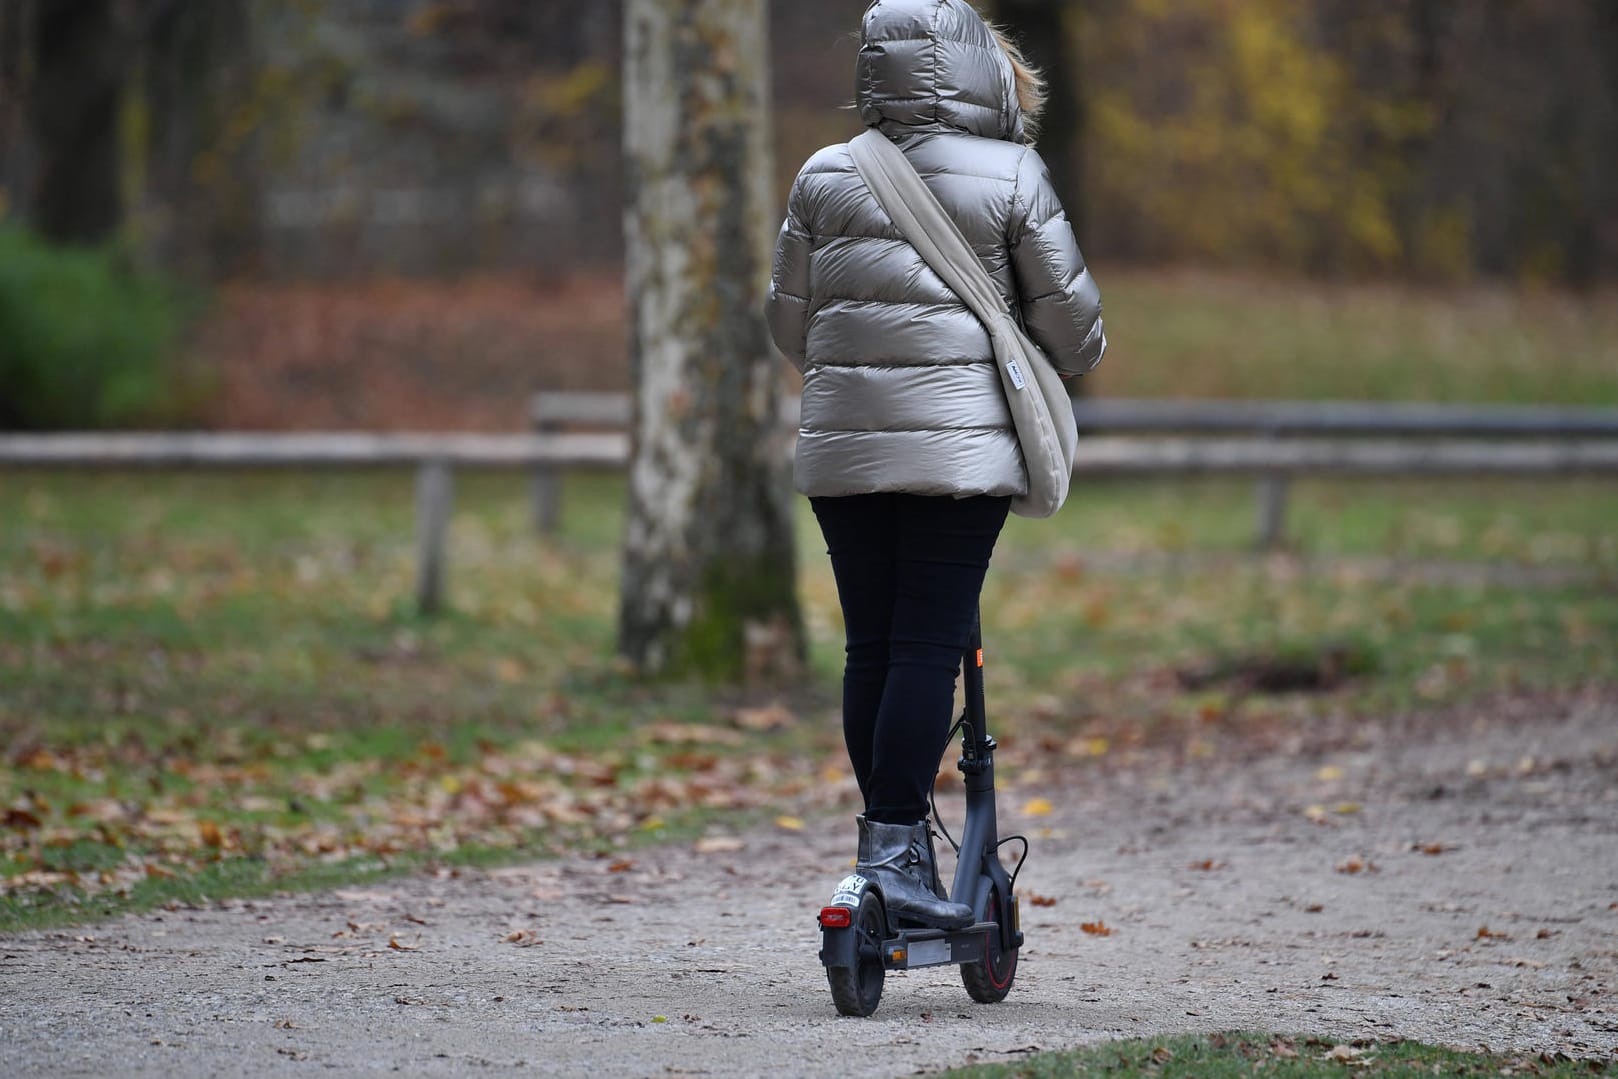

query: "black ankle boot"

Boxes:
[855, 816, 973, 929]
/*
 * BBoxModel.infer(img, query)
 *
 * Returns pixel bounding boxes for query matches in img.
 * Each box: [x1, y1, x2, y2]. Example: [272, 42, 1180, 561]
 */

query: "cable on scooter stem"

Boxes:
[997, 833, 1030, 894]
[928, 714, 971, 855]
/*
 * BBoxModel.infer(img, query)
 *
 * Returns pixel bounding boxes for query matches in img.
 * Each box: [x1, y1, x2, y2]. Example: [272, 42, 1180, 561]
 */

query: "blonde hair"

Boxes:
[986, 21, 1047, 144]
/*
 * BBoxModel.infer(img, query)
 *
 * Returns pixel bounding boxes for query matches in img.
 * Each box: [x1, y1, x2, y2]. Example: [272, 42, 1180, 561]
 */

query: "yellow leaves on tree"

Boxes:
[1085, 0, 1429, 275]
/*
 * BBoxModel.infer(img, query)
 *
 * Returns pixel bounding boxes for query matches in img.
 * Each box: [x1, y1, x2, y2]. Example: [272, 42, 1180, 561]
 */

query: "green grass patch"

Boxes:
[944, 1032, 1610, 1077]
[1, 468, 1614, 928]
[1088, 271, 1618, 405]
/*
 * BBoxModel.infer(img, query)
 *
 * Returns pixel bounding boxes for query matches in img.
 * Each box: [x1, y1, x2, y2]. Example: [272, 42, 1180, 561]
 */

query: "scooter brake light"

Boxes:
[818, 906, 852, 928]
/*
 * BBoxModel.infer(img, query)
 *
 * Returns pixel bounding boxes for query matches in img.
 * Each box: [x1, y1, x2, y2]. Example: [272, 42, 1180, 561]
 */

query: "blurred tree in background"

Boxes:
[4, 0, 1613, 287]
[25, 0, 124, 245]
[0, 0, 253, 260]
[992, 0, 1085, 237]
[1078, 0, 1618, 285]
[0, 0, 214, 429]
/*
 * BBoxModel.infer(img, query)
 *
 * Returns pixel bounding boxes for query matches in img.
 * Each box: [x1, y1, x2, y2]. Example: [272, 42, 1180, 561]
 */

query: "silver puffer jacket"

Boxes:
[767, 0, 1105, 499]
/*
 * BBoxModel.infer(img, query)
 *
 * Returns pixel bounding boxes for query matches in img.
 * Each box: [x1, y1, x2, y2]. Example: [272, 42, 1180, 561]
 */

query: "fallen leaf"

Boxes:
[1414, 842, 1446, 855]
[643, 722, 744, 747]
[502, 929, 542, 947]
[1476, 925, 1510, 941]
[1079, 920, 1112, 936]
[606, 859, 634, 873]
[3, 808, 42, 831]
[774, 816, 804, 832]
[1187, 859, 1224, 871]
[1022, 797, 1054, 817]
[692, 836, 744, 854]
[1316, 765, 1345, 782]
[1064, 736, 1110, 758]
[1324, 1044, 1366, 1062]
[388, 934, 419, 951]
[1150, 1046, 1173, 1065]
[1026, 893, 1057, 907]
[730, 704, 795, 732]
[1335, 856, 1378, 874]
[15, 748, 59, 771]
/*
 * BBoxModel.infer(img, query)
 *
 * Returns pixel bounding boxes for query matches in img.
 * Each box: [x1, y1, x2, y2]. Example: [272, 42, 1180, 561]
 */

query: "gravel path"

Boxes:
[4, 695, 1616, 1078]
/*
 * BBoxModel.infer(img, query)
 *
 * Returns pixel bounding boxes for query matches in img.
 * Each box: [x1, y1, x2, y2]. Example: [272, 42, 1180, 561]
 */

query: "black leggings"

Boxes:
[810, 492, 1012, 825]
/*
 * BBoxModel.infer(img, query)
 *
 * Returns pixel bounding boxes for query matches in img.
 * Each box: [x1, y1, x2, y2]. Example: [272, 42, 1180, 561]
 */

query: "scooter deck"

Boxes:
[877, 922, 998, 970]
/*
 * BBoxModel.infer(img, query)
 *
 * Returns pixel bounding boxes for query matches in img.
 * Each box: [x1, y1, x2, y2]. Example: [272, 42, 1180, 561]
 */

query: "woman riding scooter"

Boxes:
[766, 0, 1106, 929]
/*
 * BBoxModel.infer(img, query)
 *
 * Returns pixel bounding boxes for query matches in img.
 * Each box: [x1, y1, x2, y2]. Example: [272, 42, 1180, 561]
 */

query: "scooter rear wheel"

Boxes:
[827, 890, 886, 1017]
[961, 888, 1018, 1003]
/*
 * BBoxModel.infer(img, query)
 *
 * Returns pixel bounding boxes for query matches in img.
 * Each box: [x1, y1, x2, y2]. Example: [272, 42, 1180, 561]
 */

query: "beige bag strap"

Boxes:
[847, 129, 1022, 368]
[848, 127, 1077, 518]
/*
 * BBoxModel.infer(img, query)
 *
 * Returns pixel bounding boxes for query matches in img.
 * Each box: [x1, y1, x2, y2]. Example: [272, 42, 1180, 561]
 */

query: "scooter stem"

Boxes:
[949, 607, 1004, 911]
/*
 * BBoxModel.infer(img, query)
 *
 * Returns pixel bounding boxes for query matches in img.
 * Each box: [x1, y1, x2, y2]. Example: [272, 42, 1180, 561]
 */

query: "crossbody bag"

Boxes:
[847, 127, 1079, 519]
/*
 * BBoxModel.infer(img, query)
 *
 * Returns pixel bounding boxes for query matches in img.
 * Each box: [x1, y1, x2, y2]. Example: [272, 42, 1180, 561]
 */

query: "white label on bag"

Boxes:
[1006, 358, 1027, 391]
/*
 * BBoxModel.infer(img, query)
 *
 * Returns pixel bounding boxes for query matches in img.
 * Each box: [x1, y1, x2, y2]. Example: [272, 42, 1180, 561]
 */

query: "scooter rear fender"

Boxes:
[818, 872, 881, 968]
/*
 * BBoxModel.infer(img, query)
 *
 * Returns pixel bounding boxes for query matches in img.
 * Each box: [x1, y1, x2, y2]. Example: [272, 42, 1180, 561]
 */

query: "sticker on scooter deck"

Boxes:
[831, 874, 868, 907]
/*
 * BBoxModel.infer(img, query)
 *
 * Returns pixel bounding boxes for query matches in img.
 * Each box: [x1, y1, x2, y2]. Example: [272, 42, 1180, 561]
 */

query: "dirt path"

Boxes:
[5, 695, 1616, 1078]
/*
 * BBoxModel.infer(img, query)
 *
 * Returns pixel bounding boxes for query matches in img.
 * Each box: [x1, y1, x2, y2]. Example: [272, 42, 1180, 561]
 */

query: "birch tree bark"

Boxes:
[619, 0, 803, 681]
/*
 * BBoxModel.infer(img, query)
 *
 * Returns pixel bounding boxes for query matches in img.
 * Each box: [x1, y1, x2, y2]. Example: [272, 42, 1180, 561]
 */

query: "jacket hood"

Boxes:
[856, 0, 1024, 143]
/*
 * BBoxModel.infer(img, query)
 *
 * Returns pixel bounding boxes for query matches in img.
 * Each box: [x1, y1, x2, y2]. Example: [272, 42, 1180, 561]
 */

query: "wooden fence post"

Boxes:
[1255, 424, 1288, 549]
[1255, 474, 1290, 550]
[416, 458, 453, 615]
[532, 397, 561, 534]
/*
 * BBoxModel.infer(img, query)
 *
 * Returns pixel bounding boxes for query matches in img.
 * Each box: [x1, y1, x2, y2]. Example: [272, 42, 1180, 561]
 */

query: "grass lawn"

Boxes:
[1, 466, 1614, 931]
[943, 1032, 1611, 1077]
[1087, 270, 1618, 405]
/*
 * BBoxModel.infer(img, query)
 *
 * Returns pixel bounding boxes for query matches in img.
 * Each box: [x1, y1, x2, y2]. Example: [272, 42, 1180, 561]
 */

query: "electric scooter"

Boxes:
[817, 609, 1026, 1017]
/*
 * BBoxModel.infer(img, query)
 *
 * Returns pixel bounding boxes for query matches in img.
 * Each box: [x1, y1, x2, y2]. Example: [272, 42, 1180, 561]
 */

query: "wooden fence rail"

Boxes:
[5, 423, 1616, 613]
[0, 432, 625, 615]
[530, 391, 1618, 546]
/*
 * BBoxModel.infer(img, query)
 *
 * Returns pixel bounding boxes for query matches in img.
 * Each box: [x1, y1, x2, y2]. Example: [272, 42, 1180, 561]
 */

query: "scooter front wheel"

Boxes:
[826, 890, 886, 1017]
[961, 888, 1018, 1003]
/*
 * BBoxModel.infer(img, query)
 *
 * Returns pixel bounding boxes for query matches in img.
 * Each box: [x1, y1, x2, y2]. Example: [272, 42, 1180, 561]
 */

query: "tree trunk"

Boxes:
[618, 0, 803, 682]
[140, 0, 257, 274]
[29, 0, 125, 244]
[992, 0, 1083, 238]
[993, 0, 1088, 401]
